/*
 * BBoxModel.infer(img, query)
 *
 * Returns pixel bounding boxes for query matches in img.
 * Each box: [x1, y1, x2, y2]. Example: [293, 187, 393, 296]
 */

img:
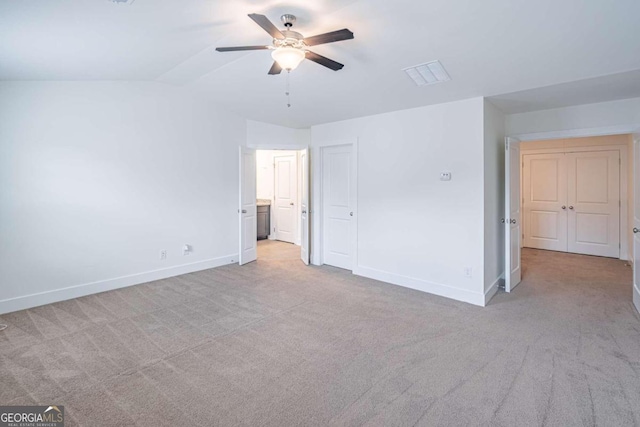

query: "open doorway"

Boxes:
[520, 135, 632, 260]
[238, 147, 309, 266]
[256, 149, 302, 259]
[504, 134, 639, 313]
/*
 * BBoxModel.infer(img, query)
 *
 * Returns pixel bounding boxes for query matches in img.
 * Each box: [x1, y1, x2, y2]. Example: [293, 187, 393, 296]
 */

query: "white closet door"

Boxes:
[322, 145, 354, 270]
[523, 153, 568, 252]
[567, 150, 620, 258]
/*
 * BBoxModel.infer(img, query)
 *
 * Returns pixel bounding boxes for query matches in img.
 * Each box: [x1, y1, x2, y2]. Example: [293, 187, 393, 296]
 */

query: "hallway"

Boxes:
[257, 239, 301, 262]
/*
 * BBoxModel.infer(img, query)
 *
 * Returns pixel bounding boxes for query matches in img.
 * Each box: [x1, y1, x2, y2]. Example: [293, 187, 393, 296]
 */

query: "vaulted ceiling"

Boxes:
[2, 0, 640, 127]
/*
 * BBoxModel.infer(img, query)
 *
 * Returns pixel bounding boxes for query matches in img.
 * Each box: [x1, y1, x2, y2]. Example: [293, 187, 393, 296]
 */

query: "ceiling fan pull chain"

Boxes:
[286, 70, 291, 108]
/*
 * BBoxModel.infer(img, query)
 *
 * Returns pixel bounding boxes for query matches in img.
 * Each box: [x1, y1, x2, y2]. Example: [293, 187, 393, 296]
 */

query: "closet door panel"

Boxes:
[567, 151, 620, 258]
[523, 153, 568, 252]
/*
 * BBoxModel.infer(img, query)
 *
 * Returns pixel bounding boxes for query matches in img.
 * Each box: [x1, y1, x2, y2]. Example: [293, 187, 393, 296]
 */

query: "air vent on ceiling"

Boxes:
[403, 60, 451, 86]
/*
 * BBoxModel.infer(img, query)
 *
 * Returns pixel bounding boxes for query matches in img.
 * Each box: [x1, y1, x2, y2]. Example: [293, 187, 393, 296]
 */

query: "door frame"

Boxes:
[241, 143, 309, 262]
[311, 139, 359, 270]
[520, 144, 629, 260]
[508, 124, 640, 306]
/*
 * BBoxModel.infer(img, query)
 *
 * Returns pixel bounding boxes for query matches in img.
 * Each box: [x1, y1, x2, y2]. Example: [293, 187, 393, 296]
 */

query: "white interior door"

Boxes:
[300, 149, 310, 265]
[505, 137, 522, 292]
[239, 147, 257, 265]
[523, 153, 568, 252]
[632, 137, 639, 313]
[274, 154, 297, 244]
[567, 150, 620, 258]
[322, 145, 354, 270]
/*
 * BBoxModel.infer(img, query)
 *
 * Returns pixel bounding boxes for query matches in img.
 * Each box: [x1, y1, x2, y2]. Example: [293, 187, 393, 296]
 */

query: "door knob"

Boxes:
[634, 228, 639, 234]
[241, 209, 247, 213]
[561, 206, 566, 210]
[510, 219, 517, 224]
[569, 206, 574, 210]
[350, 212, 354, 217]
[302, 210, 307, 214]
[290, 202, 294, 205]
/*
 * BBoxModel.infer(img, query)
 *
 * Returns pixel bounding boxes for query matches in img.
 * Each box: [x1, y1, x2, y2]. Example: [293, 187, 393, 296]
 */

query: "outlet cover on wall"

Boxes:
[440, 172, 452, 181]
[464, 267, 472, 277]
[160, 250, 167, 260]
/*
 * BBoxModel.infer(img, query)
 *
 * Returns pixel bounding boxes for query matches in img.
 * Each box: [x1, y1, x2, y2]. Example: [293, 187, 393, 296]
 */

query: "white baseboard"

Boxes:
[634, 284, 640, 314]
[355, 265, 485, 307]
[484, 276, 502, 306]
[0, 254, 238, 315]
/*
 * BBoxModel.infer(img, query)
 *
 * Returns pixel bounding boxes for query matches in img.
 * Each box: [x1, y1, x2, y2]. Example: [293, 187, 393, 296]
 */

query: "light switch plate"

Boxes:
[440, 172, 452, 181]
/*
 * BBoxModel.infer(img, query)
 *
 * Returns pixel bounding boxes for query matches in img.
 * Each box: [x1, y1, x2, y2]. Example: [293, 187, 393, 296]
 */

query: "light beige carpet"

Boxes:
[1, 242, 639, 426]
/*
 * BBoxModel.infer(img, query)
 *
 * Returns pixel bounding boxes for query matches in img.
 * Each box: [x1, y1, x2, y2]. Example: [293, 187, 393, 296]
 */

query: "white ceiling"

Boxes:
[488, 69, 640, 114]
[2, 0, 640, 128]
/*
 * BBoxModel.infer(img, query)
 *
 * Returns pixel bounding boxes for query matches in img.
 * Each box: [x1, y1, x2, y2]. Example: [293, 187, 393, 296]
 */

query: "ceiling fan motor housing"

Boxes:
[281, 14, 296, 28]
[274, 30, 305, 49]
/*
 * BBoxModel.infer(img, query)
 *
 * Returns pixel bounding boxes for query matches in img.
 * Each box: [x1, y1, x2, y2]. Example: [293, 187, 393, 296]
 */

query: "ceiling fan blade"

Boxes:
[268, 62, 283, 75]
[303, 29, 354, 46]
[215, 46, 270, 52]
[305, 51, 344, 71]
[248, 13, 284, 39]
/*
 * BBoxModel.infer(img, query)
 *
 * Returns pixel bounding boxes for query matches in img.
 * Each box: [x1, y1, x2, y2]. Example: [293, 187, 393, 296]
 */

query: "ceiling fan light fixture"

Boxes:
[216, 13, 352, 74]
[271, 47, 305, 71]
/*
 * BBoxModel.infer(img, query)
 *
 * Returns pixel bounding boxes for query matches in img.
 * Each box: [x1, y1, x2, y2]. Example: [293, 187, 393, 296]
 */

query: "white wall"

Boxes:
[0, 81, 245, 314]
[256, 150, 275, 200]
[483, 100, 505, 303]
[12, 86, 635, 312]
[506, 97, 640, 137]
[247, 120, 310, 149]
[311, 98, 487, 306]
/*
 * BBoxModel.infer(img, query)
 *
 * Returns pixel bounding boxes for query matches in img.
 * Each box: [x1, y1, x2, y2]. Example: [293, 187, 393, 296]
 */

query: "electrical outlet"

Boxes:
[464, 267, 472, 278]
[182, 244, 191, 256]
[160, 250, 167, 260]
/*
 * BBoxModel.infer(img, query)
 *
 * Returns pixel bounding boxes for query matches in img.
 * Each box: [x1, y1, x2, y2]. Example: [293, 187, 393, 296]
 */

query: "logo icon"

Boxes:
[0, 405, 64, 427]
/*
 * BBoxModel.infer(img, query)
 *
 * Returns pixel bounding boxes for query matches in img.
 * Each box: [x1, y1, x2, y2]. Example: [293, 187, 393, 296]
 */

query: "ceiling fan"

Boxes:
[216, 14, 354, 74]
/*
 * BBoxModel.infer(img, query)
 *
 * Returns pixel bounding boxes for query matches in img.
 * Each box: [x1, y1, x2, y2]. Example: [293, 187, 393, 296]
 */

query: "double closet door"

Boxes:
[523, 150, 620, 258]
